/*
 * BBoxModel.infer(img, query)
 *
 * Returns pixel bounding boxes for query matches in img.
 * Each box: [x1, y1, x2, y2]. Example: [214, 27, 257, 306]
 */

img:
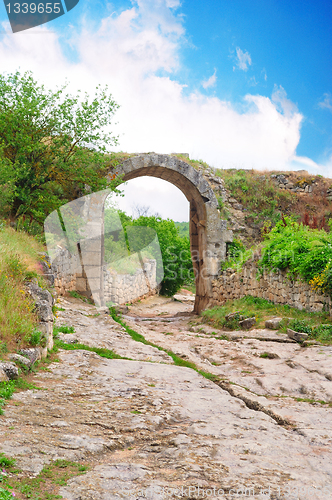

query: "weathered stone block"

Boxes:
[287, 328, 308, 342]
[0, 362, 19, 380]
[19, 348, 41, 364]
[9, 353, 32, 367]
[239, 317, 256, 329]
[265, 317, 283, 329]
[35, 300, 53, 322]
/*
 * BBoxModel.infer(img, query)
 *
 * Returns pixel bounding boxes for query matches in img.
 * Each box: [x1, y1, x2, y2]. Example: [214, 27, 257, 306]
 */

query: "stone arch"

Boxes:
[105, 154, 228, 313]
[48, 154, 229, 313]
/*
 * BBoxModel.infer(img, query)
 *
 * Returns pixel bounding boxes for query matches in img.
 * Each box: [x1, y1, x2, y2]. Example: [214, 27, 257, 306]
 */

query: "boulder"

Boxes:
[0, 362, 19, 380]
[9, 353, 32, 367]
[0, 368, 9, 382]
[225, 311, 243, 321]
[34, 300, 53, 322]
[265, 317, 283, 330]
[19, 348, 42, 365]
[287, 328, 308, 343]
[239, 317, 256, 329]
[27, 282, 54, 307]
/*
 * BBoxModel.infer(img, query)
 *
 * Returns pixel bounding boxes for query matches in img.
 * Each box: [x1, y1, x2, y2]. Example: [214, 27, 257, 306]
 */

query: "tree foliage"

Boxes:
[103, 209, 194, 296]
[0, 71, 121, 230]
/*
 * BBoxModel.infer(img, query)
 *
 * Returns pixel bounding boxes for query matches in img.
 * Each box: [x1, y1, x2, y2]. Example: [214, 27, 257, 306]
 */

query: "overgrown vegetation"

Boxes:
[0, 226, 47, 353]
[201, 295, 332, 344]
[215, 168, 332, 230]
[104, 209, 194, 296]
[0, 71, 123, 234]
[216, 169, 296, 226]
[259, 215, 332, 295]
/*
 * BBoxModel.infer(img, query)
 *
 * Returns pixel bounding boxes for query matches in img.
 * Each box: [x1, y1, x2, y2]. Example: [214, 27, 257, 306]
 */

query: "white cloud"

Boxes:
[0, 0, 315, 177]
[318, 93, 332, 112]
[202, 69, 217, 89]
[110, 177, 189, 221]
[234, 46, 252, 71]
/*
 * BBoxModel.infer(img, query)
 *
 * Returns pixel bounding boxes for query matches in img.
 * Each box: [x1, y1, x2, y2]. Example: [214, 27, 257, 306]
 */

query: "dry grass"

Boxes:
[0, 226, 45, 354]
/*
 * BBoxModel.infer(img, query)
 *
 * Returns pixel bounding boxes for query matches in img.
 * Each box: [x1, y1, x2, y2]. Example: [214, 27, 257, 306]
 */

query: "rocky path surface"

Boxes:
[1, 294, 332, 499]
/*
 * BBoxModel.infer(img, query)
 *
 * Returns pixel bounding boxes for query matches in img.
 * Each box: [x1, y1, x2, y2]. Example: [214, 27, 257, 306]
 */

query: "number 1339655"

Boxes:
[6, 2, 61, 14]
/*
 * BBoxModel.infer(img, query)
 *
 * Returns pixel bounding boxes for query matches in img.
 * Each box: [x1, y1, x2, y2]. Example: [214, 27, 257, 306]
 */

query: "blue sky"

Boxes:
[0, 0, 331, 219]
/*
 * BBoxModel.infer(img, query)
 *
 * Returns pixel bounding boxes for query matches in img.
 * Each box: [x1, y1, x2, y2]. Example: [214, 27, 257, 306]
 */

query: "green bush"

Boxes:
[287, 319, 312, 334]
[313, 324, 332, 342]
[25, 328, 45, 347]
[226, 239, 246, 259]
[259, 216, 332, 295]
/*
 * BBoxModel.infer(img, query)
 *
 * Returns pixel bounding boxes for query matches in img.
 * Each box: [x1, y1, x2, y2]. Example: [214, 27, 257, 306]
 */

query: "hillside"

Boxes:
[217, 168, 332, 246]
[0, 227, 48, 354]
[172, 155, 332, 247]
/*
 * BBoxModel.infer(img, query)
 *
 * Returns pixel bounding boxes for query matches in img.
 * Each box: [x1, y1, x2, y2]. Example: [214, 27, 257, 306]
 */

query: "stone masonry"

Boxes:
[45, 154, 233, 313]
[51, 247, 157, 306]
[211, 254, 332, 314]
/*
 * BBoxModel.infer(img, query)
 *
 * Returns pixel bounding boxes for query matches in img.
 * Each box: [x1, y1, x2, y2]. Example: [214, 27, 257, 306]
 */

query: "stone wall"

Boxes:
[51, 248, 158, 305]
[51, 248, 80, 296]
[211, 256, 332, 314]
[104, 259, 157, 305]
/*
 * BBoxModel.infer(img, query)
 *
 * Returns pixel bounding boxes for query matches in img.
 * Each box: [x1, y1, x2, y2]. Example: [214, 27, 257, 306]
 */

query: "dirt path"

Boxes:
[1, 294, 332, 499]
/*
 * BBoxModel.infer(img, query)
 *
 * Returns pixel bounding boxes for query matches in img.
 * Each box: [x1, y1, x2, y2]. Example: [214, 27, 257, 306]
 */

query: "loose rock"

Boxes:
[19, 348, 42, 365]
[265, 317, 283, 330]
[239, 317, 256, 329]
[9, 354, 32, 367]
[287, 328, 309, 343]
[0, 362, 19, 380]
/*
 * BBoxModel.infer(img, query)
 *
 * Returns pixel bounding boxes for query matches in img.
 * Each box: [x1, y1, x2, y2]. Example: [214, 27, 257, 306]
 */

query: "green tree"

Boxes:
[0, 71, 121, 230]
[125, 215, 194, 296]
[103, 210, 194, 296]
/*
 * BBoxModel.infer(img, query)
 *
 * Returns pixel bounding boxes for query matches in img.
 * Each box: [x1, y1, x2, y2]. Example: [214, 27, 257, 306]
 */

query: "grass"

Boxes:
[68, 291, 94, 304]
[0, 226, 49, 354]
[0, 455, 89, 499]
[53, 325, 75, 335]
[201, 295, 332, 343]
[108, 306, 218, 381]
[53, 336, 130, 361]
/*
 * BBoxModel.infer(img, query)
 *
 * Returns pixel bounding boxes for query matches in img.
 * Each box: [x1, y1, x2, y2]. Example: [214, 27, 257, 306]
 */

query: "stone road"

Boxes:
[0, 295, 331, 499]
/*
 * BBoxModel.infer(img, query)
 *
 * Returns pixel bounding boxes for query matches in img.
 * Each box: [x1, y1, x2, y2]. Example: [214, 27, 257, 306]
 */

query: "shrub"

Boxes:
[287, 319, 312, 334]
[259, 216, 332, 295]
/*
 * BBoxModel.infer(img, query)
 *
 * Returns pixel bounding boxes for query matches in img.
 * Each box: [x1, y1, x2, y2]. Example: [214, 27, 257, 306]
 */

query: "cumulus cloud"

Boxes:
[318, 93, 332, 112]
[234, 47, 252, 71]
[202, 69, 217, 89]
[0, 0, 308, 172]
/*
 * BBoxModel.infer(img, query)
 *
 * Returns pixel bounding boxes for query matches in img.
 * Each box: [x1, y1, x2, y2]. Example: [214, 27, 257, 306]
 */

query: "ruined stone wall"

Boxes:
[211, 256, 332, 314]
[104, 259, 157, 305]
[51, 248, 80, 296]
[51, 248, 158, 305]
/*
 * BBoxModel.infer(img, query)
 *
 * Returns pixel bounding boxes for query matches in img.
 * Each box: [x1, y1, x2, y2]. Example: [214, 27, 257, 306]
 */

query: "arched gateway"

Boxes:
[111, 154, 228, 313]
[47, 154, 231, 314]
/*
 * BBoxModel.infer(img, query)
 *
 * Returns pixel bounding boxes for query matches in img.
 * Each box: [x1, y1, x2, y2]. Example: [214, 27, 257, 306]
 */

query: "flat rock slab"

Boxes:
[1, 296, 331, 499]
[56, 299, 172, 364]
[0, 349, 331, 498]
[4, 349, 325, 499]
